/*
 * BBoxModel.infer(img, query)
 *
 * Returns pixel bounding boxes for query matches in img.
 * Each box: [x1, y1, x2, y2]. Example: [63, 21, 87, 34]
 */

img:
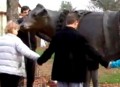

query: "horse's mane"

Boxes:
[55, 10, 91, 31]
[115, 11, 120, 31]
[56, 9, 70, 31]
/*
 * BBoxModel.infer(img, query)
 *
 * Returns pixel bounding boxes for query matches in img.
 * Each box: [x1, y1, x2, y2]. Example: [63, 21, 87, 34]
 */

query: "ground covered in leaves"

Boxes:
[30, 59, 120, 87]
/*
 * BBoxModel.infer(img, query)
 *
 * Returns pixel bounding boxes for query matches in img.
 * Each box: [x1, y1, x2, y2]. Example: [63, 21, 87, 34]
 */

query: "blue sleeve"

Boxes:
[110, 59, 120, 68]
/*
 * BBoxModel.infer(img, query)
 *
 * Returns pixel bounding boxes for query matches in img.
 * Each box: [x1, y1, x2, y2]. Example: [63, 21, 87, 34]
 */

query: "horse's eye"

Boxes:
[38, 9, 47, 16]
[32, 14, 36, 18]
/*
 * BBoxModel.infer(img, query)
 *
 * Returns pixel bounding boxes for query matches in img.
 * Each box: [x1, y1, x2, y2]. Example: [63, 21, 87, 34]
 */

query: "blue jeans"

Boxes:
[57, 81, 83, 87]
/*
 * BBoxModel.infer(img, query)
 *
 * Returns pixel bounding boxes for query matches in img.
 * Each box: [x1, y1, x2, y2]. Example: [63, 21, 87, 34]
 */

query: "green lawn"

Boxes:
[98, 66, 120, 84]
[36, 47, 45, 54]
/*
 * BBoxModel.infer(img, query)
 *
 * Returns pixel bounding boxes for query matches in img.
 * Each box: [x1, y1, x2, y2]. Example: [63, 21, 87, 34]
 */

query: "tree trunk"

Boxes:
[6, 0, 19, 21]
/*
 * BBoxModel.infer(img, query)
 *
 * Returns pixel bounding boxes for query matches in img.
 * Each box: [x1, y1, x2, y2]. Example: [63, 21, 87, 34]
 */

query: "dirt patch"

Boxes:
[34, 59, 53, 86]
[33, 60, 120, 87]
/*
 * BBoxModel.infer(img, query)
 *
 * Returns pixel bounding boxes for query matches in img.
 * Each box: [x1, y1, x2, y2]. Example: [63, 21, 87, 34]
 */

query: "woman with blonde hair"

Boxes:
[0, 20, 40, 87]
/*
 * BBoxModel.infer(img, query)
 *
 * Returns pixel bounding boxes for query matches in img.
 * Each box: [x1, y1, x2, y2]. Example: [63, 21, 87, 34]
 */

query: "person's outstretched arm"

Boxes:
[37, 37, 55, 65]
[79, 35, 109, 68]
[15, 37, 40, 60]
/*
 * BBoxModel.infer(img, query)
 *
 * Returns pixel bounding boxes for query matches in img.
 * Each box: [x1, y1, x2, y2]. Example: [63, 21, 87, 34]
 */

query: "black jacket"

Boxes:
[17, 18, 37, 50]
[37, 26, 108, 83]
[86, 56, 99, 70]
[17, 29, 37, 50]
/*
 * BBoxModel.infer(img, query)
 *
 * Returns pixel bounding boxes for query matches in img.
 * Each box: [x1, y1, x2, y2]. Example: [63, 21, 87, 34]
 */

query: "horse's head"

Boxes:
[20, 5, 80, 41]
[20, 4, 55, 41]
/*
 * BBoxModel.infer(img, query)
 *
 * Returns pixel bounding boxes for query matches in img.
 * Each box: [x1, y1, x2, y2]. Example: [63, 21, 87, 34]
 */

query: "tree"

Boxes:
[59, 1, 73, 11]
[7, 0, 19, 21]
[91, 0, 120, 11]
[86, 1, 102, 11]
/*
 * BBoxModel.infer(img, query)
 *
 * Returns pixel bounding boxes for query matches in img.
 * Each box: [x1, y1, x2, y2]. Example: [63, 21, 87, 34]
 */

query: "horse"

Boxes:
[20, 4, 56, 41]
[21, 4, 120, 61]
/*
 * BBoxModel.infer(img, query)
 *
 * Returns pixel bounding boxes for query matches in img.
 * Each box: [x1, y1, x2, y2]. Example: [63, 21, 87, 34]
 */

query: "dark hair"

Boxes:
[21, 6, 30, 13]
[66, 12, 79, 25]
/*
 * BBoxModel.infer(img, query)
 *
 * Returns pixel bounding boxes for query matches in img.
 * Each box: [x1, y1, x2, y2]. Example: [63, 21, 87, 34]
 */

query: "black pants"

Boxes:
[25, 57, 36, 87]
[0, 73, 21, 87]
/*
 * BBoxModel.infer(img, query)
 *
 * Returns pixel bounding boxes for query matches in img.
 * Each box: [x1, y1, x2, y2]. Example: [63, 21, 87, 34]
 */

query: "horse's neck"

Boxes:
[47, 10, 60, 20]
[45, 10, 61, 31]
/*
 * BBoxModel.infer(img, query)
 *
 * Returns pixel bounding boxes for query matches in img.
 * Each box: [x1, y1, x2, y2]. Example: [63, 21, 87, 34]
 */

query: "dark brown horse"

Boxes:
[21, 4, 120, 61]
[20, 4, 56, 41]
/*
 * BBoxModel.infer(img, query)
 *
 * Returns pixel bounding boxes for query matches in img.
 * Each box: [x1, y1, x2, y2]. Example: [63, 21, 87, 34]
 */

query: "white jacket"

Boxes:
[0, 33, 40, 77]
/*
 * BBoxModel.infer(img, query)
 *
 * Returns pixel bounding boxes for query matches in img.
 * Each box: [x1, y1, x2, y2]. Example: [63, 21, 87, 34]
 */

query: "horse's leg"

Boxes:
[25, 57, 36, 87]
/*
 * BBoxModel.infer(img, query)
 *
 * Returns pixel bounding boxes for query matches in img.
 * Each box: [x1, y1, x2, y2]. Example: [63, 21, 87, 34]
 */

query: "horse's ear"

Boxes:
[74, 11, 81, 18]
[34, 4, 46, 16]
[37, 9, 47, 16]
[74, 11, 79, 14]
[36, 4, 44, 8]
[74, 11, 79, 15]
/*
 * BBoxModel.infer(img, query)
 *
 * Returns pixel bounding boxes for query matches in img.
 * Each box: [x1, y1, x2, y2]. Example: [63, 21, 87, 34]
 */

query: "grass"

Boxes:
[36, 47, 54, 60]
[36, 47, 45, 54]
[98, 66, 120, 84]
[99, 72, 120, 83]
[36, 47, 120, 84]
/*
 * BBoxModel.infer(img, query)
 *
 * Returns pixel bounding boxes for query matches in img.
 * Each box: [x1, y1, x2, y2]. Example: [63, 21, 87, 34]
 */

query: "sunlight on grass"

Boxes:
[99, 66, 120, 83]
[36, 48, 44, 54]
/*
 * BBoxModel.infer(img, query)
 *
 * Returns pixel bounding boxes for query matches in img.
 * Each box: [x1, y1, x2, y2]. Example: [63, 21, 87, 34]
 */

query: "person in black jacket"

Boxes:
[17, 6, 38, 87]
[37, 12, 108, 87]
